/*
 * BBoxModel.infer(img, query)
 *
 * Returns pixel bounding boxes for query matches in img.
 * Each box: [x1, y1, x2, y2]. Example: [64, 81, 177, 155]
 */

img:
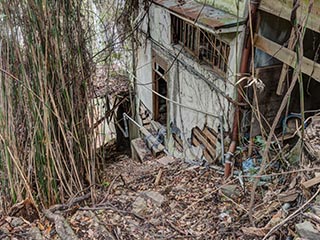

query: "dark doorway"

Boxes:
[153, 62, 167, 126]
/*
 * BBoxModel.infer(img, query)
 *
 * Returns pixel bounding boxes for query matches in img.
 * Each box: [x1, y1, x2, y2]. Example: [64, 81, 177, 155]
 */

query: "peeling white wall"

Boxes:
[136, 42, 153, 113]
[136, 3, 244, 161]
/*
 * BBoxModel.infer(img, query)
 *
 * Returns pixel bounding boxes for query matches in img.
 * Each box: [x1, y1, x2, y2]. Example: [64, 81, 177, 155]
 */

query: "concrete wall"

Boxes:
[135, 3, 244, 161]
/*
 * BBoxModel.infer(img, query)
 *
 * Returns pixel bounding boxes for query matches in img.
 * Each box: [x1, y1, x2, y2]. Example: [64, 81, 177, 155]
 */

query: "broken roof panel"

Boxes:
[259, 0, 320, 33]
[153, 0, 246, 30]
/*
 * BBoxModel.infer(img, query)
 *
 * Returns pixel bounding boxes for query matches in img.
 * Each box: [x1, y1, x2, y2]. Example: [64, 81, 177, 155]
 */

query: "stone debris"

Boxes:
[220, 185, 239, 199]
[131, 197, 148, 215]
[28, 227, 43, 240]
[156, 156, 176, 165]
[141, 191, 165, 206]
[3, 132, 320, 239]
[295, 221, 320, 240]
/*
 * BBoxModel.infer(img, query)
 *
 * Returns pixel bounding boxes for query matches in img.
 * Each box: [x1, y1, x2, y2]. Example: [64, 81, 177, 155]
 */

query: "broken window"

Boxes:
[171, 14, 230, 75]
[172, 15, 197, 53]
[199, 30, 230, 74]
[172, 15, 184, 44]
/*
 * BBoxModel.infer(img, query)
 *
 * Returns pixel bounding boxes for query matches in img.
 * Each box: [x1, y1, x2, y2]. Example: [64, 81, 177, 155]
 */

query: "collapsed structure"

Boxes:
[128, 0, 320, 174]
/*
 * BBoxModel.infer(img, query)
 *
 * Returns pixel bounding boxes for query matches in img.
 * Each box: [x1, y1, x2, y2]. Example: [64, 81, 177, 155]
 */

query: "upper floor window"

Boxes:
[171, 14, 230, 75]
[172, 15, 197, 53]
[199, 31, 230, 74]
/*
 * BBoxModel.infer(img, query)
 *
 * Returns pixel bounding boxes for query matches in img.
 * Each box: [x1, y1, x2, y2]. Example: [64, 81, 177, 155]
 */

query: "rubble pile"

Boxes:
[1, 117, 320, 239]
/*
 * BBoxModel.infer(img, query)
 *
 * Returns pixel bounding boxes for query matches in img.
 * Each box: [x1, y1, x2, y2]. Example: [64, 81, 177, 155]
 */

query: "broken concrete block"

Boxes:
[28, 227, 43, 240]
[131, 138, 153, 162]
[220, 185, 239, 199]
[156, 156, 175, 165]
[132, 197, 147, 215]
[295, 221, 320, 240]
[10, 217, 24, 227]
[142, 191, 165, 206]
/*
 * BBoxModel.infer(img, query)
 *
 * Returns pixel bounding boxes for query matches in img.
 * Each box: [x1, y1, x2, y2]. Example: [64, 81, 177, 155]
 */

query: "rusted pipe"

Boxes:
[224, 0, 261, 178]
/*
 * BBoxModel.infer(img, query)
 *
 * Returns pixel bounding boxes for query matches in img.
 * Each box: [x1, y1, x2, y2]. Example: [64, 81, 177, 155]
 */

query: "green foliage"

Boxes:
[102, 181, 110, 187]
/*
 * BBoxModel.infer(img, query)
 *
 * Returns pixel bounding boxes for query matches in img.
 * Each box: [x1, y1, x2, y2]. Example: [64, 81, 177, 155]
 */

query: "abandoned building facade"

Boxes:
[131, 0, 320, 167]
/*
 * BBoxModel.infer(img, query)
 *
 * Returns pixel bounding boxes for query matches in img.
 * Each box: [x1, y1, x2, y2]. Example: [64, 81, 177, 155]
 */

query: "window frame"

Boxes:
[171, 14, 230, 76]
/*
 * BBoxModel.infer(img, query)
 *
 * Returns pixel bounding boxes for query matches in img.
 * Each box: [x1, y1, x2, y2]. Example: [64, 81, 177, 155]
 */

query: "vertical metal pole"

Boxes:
[123, 113, 129, 138]
[220, 115, 225, 164]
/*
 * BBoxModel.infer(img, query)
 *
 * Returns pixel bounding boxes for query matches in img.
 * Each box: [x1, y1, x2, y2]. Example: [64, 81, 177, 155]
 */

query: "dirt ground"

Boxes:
[1, 140, 320, 240]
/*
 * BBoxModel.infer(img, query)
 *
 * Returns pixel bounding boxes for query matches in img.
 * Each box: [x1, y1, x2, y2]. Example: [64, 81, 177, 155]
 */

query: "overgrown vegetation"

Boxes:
[0, 0, 140, 209]
[0, 0, 98, 208]
[0, 0, 95, 208]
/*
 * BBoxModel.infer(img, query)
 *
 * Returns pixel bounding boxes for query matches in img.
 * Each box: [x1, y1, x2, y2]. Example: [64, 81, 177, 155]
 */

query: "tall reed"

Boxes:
[0, 0, 95, 207]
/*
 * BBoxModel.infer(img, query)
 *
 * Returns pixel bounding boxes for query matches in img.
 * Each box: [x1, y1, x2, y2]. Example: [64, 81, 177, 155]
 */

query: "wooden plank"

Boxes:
[191, 131, 201, 147]
[301, 176, 320, 189]
[254, 34, 320, 83]
[259, 0, 320, 33]
[173, 134, 183, 152]
[192, 127, 216, 158]
[203, 149, 213, 162]
[142, 119, 151, 125]
[203, 127, 218, 146]
[150, 120, 162, 133]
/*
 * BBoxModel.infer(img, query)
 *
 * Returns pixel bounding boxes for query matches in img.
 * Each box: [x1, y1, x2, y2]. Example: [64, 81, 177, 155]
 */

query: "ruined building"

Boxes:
[129, 0, 320, 173]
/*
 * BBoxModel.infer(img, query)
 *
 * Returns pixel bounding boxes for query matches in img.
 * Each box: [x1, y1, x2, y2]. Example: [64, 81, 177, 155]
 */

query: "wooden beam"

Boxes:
[203, 149, 213, 162]
[203, 127, 218, 147]
[301, 176, 320, 189]
[254, 34, 320, 83]
[191, 134, 201, 147]
[259, 0, 320, 33]
[192, 127, 216, 158]
[277, 28, 296, 95]
[131, 138, 152, 162]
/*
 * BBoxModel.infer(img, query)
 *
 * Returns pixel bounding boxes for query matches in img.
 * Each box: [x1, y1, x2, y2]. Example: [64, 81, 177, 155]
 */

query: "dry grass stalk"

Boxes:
[0, 0, 98, 208]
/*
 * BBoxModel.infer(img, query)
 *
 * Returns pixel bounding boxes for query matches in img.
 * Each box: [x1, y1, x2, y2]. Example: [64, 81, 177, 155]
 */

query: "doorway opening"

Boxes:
[153, 62, 167, 126]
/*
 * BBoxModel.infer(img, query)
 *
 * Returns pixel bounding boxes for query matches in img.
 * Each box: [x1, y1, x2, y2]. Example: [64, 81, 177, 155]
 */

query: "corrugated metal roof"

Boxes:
[153, 0, 246, 30]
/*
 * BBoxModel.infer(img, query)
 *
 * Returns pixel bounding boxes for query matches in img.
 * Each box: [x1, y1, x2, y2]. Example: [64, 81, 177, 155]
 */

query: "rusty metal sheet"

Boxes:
[153, 0, 245, 29]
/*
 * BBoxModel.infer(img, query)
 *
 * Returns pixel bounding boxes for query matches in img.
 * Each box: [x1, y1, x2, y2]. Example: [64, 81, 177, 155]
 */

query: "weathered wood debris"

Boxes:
[2, 115, 320, 239]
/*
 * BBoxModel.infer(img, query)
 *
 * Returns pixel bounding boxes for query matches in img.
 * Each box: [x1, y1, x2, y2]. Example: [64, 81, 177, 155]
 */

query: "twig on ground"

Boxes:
[166, 220, 187, 235]
[262, 186, 320, 240]
[180, 178, 237, 220]
[154, 168, 163, 186]
[242, 167, 320, 178]
[49, 192, 91, 212]
[79, 203, 146, 221]
[99, 174, 122, 204]
[220, 192, 255, 219]
[303, 212, 320, 224]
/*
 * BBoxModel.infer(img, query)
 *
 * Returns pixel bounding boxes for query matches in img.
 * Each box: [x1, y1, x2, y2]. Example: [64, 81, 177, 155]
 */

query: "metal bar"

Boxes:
[220, 115, 225, 164]
[123, 113, 141, 138]
[123, 113, 171, 156]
